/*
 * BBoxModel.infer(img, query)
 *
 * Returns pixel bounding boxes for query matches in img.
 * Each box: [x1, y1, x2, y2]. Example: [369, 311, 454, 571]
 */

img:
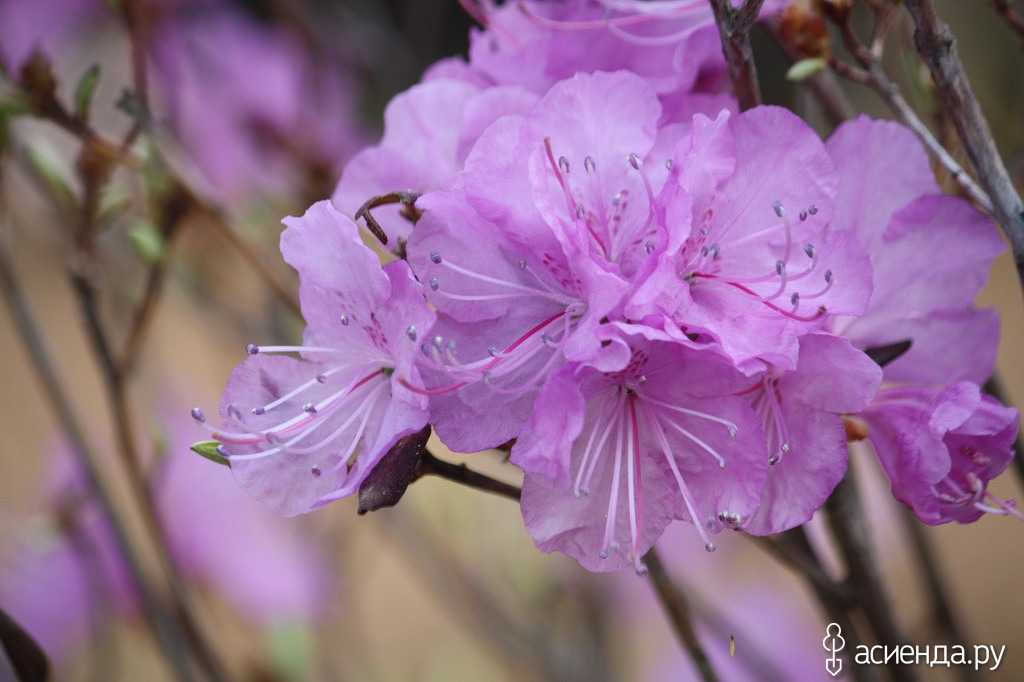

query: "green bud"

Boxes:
[24, 144, 76, 213]
[74, 64, 101, 122]
[786, 57, 827, 82]
[190, 440, 231, 468]
[129, 218, 164, 266]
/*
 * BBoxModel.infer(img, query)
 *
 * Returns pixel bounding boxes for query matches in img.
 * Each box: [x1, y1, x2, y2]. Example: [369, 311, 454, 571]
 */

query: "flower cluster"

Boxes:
[197, 1, 1020, 573]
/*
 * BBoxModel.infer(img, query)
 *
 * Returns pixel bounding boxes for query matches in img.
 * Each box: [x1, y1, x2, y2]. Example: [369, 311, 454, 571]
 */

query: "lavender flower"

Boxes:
[194, 201, 435, 515]
[862, 383, 1020, 524]
[152, 7, 365, 202]
[517, 330, 769, 573]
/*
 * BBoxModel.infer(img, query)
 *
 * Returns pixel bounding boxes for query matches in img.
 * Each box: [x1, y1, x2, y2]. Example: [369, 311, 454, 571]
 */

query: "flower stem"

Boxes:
[825, 464, 919, 682]
[416, 448, 522, 501]
[643, 547, 719, 682]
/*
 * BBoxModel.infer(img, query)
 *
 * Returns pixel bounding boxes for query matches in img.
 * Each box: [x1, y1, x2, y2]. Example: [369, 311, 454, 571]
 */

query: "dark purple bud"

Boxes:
[357, 425, 432, 515]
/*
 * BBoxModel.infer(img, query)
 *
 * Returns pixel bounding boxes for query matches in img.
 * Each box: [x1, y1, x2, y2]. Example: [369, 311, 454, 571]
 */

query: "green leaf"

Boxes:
[0, 95, 29, 118]
[96, 190, 133, 231]
[128, 218, 164, 266]
[190, 441, 231, 468]
[74, 64, 101, 122]
[23, 145, 77, 212]
[786, 57, 828, 82]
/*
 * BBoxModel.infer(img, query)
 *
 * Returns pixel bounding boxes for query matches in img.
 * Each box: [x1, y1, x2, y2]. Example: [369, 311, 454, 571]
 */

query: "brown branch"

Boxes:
[746, 532, 854, 606]
[904, 0, 1024, 295]
[791, 527, 879, 682]
[825, 467, 919, 682]
[416, 448, 522, 501]
[991, 0, 1024, 45]
[899, 508, 970, 653]
[709, 0, 766, 111]
[0, 234, 196, 682]
[196, 201, 303, 319]
[119, 0, 152, 149]
[827, 7, 994, 214]
[643, 548, 719, 682]
[354, 190, 422, 246]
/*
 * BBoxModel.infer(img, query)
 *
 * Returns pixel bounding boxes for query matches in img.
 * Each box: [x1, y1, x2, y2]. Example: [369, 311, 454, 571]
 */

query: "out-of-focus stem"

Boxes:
[792, 527, 879, 682]
[643, 547, 719, 682]
[904, 0, 1024, 296]
[709, 0, 766, 111]
[991, 0, 1024, 45]
[826, 467, 919, 682]
[899, 508, 972, 676]
[0, 235, 196, 682]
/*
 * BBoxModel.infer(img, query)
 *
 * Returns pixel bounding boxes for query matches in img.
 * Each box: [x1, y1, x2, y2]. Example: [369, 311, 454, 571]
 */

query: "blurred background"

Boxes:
[1, 0, 1022, 680]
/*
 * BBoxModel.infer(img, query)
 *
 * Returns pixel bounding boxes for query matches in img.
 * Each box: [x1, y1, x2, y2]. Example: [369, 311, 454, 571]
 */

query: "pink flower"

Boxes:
[825, 117, 1005, 385]
[449, 0, 787, 121]
[740, 333, 882, 535]
[0, 0, 102, 72]
[862, 382, 1020, 525]
[194, 201, 434, 515]
[630, 106, 873, 373]
[516, 330, 768, 572]
[332, 78, 538, 243]
[152, 7, 365, 202]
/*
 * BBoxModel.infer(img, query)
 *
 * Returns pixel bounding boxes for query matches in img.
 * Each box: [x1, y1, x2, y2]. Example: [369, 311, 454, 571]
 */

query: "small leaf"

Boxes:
[191, 440, 231, 468]
[96, 191, 133, 231]
[74, 64, 101, 122]
[128, 218, 164, 266]
[786, 57, 827, 82]
[23, 145, 76, 212]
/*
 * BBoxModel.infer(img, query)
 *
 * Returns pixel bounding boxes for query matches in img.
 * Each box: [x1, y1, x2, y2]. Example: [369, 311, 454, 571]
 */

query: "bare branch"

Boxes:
[643, 548, 719, 682]
[709, 0, 766, 111]
[904, 0, 1024, 295]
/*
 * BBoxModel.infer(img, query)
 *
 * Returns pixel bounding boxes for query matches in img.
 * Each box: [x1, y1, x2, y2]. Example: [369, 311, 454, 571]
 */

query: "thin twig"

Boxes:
[197, 202, 303, 319]
[120, 0, 151, 149]
[416, 449, 522, 501]
[991, 0, 1024, 45]
[746, 532, 853, 606]
[709, 0, 766, 111]
[763, 19, 856, 127]
[379, 510, 601, 682]
[826, 8, 995, 214]
[792, 527, 879, 682]
[899, 509, 973, 681]
[643, 547, 719, 682]
[825, 466, 919, 682]
[904, 0, 1024, 295]
[0, 234, 196, 682]
[117, 185, 191, 374]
